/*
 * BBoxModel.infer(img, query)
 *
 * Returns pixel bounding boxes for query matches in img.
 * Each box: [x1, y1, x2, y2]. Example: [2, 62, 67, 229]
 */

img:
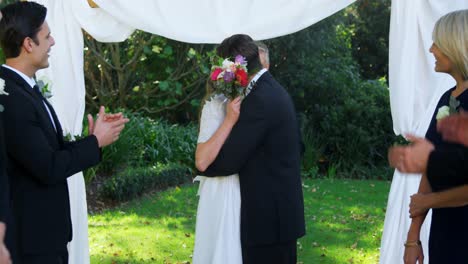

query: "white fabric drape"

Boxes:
[93, 0, 356, 43]
[35, 1, 90, 263]
[380, 1, 468, 263]
[31, 0, 356, 263]
[33, 1, 137, 263]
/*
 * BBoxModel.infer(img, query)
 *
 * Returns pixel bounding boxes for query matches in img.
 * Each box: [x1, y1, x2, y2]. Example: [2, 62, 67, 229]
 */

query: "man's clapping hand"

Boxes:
[87, 106, 129, 147]
[437, 111, 468, 147]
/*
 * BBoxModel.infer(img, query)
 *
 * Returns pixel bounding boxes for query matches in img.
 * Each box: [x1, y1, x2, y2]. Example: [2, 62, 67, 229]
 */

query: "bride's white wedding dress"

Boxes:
[193, 94, 242, 264]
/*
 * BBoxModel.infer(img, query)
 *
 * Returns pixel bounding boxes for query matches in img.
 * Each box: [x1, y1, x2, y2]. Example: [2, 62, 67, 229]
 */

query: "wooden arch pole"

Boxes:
[87, 0, 99, 8]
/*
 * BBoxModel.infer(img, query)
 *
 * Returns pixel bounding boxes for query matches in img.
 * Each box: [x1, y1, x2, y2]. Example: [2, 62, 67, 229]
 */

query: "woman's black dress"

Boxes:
[424, 87, 468, 264]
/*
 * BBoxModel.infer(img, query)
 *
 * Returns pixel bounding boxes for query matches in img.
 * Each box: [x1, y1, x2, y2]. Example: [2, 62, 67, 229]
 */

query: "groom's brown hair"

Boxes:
[0, 2, 47, 58]
[217, 34, 262, 74]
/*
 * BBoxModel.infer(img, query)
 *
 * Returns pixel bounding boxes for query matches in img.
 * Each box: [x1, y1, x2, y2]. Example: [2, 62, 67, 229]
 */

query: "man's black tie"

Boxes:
[33, 84, 42, 98]
[32, 84, 60, 134]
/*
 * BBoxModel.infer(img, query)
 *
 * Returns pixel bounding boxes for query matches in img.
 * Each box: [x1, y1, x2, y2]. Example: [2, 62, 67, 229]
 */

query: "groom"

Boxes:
[0, 2, 128, 263]
[203, 34, 305, 263]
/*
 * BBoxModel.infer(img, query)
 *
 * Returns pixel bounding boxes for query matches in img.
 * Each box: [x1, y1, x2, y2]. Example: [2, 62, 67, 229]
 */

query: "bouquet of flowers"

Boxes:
[210, 55, 249, 99]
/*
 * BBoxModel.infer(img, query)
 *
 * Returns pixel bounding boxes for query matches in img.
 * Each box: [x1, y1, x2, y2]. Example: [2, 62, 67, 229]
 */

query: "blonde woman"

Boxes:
[401, 9, 468, 264]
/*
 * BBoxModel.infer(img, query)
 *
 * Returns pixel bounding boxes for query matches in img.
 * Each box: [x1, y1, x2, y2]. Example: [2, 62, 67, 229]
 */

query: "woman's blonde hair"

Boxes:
[433, 9, 468, 80]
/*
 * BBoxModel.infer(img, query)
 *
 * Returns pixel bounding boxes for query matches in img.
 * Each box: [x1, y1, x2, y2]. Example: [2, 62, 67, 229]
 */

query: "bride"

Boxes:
[192, 78, 243, 264]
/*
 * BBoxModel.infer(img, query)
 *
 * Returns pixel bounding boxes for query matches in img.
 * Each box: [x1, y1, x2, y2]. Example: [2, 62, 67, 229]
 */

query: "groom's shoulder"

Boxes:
[258, 73, 292, 101]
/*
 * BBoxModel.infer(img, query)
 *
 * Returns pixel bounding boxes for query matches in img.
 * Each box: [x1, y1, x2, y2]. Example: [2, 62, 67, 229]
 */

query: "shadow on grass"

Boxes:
[297, 179, 390, 263]
[90, 182, 199, 231]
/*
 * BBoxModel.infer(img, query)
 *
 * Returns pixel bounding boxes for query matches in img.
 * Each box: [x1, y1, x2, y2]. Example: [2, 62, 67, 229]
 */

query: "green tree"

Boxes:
[264, 10, 394, 176]
[348, 0, 391, 79]
[84, 31, 214, 123]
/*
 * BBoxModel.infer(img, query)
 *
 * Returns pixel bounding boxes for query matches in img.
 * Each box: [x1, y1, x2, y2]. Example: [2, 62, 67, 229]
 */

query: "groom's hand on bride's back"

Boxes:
[89, 106, 129, 147]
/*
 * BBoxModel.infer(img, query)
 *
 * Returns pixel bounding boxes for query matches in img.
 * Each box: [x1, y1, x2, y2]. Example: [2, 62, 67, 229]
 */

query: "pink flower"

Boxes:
[211, 68, 222, 81]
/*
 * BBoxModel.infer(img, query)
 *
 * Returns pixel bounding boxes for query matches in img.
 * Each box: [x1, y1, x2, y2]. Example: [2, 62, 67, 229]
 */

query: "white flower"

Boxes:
[222, 59, 234, 70]
[0, 78, 8, 96]
[436, 105, 450, 120]
[36, 76, 53, 99]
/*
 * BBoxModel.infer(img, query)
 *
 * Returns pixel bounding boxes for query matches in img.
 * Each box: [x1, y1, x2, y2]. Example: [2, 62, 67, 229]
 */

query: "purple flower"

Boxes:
[223, 71, 235, 83]
[234, 55, 246, 65]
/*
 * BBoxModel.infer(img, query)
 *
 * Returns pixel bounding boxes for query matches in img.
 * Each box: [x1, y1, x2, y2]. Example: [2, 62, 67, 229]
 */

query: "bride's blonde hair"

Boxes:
[198, 79, 215, 122]
[433, 9, 468, 80]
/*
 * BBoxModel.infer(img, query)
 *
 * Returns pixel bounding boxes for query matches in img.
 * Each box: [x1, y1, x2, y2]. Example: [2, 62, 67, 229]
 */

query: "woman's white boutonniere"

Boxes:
[0, 77, 8, 112]
[436, 96, 460, 121]
[436, 106, 450, 120]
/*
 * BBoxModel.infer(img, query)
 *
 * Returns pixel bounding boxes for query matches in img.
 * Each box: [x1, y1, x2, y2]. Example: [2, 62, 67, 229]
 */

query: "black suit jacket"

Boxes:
[0, 108, 17, 263]
[0, 67, 101, 255]
[0, 108, 8, 230]
[427, 145, 468, 191]
[203, 72, 306, 246]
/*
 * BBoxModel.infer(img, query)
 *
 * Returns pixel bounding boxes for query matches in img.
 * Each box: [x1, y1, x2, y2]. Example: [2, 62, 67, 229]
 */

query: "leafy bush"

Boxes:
[301, 79, 395, 179]
[100, 163, 190, 201]
[83, 111, 198, 182]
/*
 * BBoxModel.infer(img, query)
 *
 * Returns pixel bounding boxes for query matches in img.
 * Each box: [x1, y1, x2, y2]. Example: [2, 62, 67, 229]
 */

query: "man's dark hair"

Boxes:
[217, 34, 262, 73]
[0, 2, 47, 58]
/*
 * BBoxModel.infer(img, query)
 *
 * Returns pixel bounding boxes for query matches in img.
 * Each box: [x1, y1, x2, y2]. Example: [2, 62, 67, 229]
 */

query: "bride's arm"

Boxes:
[196, 97, 241, 172]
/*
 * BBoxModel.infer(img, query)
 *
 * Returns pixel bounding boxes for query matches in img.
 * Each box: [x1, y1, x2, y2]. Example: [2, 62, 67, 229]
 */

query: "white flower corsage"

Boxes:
[436, 96, 460, 121]
[436, 105, 450, 120]
[0, 78, 8, 96]
[0, 77, 8, 112]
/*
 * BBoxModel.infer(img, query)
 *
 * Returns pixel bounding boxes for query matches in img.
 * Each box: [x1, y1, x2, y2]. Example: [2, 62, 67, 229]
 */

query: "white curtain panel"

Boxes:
[380, 1, 468, 264]
[34, 1, 90, 263]
[33, 1, 139, 263]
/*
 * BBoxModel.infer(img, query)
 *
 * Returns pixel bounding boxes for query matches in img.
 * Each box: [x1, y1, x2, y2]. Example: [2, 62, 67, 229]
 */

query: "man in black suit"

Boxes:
[388, 112, 468, 213]
[0, 2, 128, 263]
[426, 111, 468, 188]
[202, 34, 305, 264]
[388, 112, 468, 184]
[0, 112, 12, 264]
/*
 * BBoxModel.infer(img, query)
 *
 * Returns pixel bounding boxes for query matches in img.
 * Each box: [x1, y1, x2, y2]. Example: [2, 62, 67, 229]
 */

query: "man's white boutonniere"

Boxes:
[436, 96, 460, 120]
[0, 78, 8, 112]
[37, 76, 53, 99]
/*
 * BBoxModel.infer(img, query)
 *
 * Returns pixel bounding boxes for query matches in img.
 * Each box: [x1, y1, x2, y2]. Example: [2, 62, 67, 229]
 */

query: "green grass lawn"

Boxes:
[88, 178, 390, 264]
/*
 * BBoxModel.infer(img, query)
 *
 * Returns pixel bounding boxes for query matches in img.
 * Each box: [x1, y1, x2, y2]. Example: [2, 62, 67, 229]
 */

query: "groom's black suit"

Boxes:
[0, 66, 101, 261]
[203, 71, 305, 262]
